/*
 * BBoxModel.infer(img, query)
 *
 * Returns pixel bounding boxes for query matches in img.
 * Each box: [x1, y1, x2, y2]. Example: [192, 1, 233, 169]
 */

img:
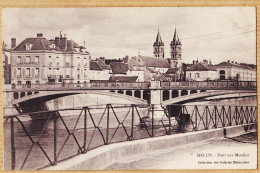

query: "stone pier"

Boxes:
[149, 81, 167, 119]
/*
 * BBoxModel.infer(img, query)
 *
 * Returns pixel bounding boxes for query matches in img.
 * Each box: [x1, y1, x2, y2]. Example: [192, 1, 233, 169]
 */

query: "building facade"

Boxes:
[10, 33, 91, 85]
[186, 60, 218, 81]
[89, 58, 111, 82]
[2, 41, 11, 84]
[214, 61, 256, 81]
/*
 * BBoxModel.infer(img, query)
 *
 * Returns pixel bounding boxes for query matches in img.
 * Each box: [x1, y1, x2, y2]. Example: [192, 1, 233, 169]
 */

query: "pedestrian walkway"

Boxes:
[107, 132, 257, 169]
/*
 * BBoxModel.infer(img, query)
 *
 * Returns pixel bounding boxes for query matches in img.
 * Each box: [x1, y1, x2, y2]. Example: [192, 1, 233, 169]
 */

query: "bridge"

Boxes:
[9, 80, 256, 116]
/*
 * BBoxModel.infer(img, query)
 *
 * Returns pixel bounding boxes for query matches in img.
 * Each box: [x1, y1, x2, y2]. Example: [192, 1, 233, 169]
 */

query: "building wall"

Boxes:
[149, 67, 168, 74]
[215, 67, 256, 81]
[88, 70, 110, 81]
[11, 51, 90, 85]
[186, 70, 218, 81]
[129, 70, 145, 82]
[3, 51, 11, 84]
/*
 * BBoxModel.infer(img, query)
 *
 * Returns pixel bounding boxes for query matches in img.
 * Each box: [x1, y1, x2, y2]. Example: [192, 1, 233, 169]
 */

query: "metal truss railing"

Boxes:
[3, 104, 257, 170]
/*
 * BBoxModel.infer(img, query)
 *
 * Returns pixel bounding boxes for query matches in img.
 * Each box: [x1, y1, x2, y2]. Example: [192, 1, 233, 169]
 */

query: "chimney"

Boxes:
[203, 59, 208, 65]
[209, 59, 212, 65]
[227, 60, 230, 63]
[124, 56, 129, 63]
[55, 37, 60, 48]
[68, 39, 74, 51]
[11, 38, 16, 49]
[235, 62, 237, 64]
[231, 61, 234, 64]
[60, 34, 67, 51]
[37, 33, 43, 37]
[193, 60, 195, 65]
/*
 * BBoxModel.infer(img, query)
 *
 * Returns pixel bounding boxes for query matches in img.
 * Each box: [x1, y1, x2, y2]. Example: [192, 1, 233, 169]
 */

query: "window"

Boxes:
[189, 73, 191, 78]
[56, 68, 60, 75]
[220, 70, 225, 80]
[26, 68, 31, 77]
[84, 57, 88, 66]
[84, 69, 87, 77]
[17, 68, 21, 77]
[26, 56, 30, 63]
[17, 56, 21, 64]
[18, 81, 22, 85]
[195, 73, 200, 78]
[48, 68, 51, 76]
[35, 56, 39, 64]
[25, 44, 32, 50]
[36, 81, 40, 85]
[66, 68, 70, 77]
[66, 56, 70, 64]
[35, 68, 40, 77]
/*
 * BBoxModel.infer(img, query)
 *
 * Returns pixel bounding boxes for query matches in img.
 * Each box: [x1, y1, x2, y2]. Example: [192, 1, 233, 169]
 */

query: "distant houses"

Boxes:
[3, 31, 257, 86]
[214, 60, 256, 81]
[186, 60, 218, 81]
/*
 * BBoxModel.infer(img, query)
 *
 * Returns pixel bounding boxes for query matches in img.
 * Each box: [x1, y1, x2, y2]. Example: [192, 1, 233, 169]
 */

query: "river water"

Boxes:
[3, 96, 257, 170]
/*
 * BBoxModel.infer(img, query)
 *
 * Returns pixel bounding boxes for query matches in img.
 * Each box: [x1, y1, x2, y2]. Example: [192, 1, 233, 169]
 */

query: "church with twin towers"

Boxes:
[153, 28, 182, 69]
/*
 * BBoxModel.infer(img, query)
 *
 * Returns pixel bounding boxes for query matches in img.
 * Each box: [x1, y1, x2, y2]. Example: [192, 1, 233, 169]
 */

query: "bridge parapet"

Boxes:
[11, 82, 150, 92]
[160, 81, 256, 90]
[11, 81, 257, 92]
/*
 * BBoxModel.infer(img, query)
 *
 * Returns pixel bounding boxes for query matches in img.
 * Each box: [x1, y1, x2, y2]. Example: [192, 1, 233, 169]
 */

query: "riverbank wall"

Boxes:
[45, 123, 256, 170]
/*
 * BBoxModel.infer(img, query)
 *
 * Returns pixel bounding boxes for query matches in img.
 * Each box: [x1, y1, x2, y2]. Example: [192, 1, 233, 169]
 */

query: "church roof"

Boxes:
[153, 30, 164, 46]
[137, 55, 170, 68]
[128, 59, 142, 71]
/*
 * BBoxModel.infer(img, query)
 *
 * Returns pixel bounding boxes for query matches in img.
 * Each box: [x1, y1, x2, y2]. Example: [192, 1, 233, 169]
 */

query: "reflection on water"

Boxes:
[3, 96, 257, 170]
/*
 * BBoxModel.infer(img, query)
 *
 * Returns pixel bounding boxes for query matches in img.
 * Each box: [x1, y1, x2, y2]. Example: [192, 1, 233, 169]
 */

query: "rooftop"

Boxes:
[136, 55, 170, 68]
[109, 75, 138, 82]
[110, 62, 129, 74]
[186, 63, 216, 71]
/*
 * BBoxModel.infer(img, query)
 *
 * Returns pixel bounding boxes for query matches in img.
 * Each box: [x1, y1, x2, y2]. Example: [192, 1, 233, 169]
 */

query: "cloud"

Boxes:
[2, 7, 256, 64]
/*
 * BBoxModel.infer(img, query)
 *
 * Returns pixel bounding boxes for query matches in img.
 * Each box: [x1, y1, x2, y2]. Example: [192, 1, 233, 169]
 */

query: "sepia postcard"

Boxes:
[1, 7, 258, 171]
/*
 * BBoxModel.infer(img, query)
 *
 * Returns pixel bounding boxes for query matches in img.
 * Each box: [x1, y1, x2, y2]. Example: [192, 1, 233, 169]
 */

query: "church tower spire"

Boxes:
[170, 27, 182, 68]
[153, 28, 164, 58]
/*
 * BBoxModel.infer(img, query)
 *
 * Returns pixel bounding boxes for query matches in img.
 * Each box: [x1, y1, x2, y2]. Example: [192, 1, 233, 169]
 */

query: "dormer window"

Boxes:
[48, 44, 56, 50]
[25, 44, 33, 50]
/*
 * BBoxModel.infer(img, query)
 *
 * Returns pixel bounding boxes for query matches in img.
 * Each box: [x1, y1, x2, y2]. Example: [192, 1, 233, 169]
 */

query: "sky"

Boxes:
[2, 7, 256, 64]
